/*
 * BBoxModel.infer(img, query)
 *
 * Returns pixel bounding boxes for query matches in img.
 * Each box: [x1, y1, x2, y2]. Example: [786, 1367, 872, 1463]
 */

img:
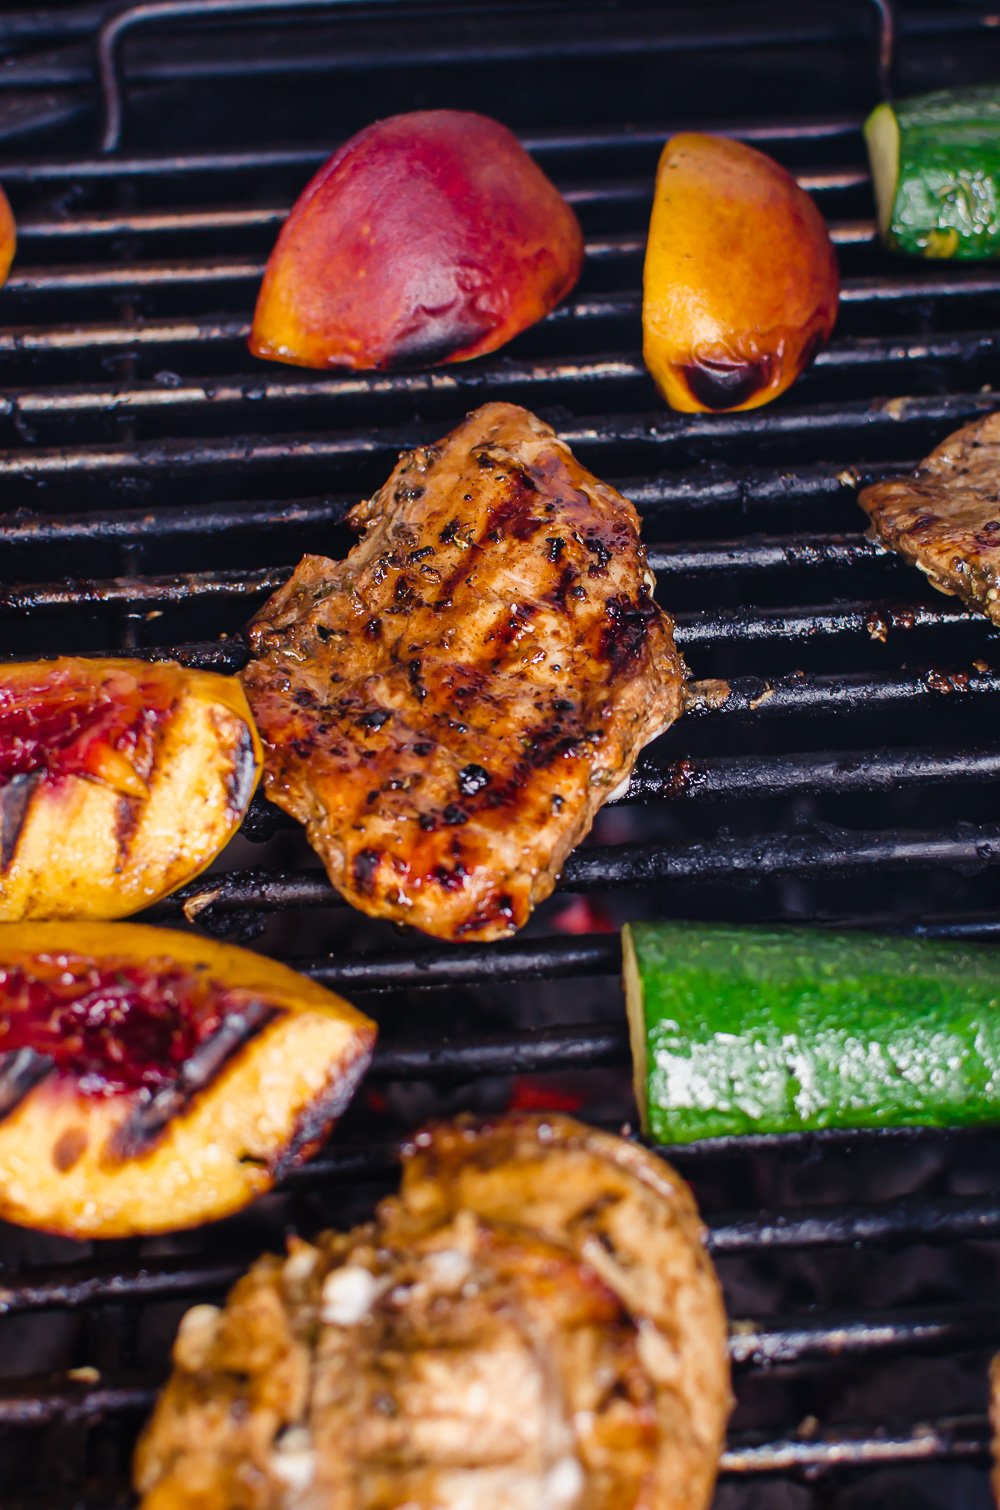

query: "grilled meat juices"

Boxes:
[242, 403, 685, 942]
[135, 1113, 731, 1510]
[859, 411, 1000, 622]
[0, 922, 375, 1237]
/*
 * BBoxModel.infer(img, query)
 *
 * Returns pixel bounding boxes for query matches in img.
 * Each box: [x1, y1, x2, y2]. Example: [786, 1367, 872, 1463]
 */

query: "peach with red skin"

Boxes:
[250, 109, 584, 371]
[642, 133, 839, 413]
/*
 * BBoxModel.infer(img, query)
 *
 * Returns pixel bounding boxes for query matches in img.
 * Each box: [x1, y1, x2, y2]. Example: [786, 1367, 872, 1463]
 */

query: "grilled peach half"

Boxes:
[642, 133, 839, 413]
[250, 109, 584, 370]
[0, 921, 375, 1237]
[0, 657, 262, 921]
[0, 186, 14, 288]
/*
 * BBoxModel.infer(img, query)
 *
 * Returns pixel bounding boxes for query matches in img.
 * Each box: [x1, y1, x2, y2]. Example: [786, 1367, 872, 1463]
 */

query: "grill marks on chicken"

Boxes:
[859, 412, 1000, 624]
[134, 1114, 731, 1510]
[242, 403, 685, 941]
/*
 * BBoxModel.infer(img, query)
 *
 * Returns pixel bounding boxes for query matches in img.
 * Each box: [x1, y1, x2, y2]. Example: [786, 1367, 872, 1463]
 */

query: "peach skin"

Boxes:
[642, 133, 839, 413]
[250, 109, 583, 370]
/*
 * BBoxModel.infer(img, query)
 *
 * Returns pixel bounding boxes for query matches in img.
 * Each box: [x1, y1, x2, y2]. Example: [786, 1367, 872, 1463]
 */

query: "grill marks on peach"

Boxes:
[0, 659, 262, 924]
[0, 966, 281, 1171]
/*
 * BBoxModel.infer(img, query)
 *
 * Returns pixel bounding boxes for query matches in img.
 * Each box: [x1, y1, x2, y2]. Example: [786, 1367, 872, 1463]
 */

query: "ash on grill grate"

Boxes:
[3, 0, 1000, 1506]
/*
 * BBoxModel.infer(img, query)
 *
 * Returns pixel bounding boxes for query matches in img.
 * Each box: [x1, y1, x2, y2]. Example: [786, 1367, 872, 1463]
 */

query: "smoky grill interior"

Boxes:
[3, 0, 1000, 1505]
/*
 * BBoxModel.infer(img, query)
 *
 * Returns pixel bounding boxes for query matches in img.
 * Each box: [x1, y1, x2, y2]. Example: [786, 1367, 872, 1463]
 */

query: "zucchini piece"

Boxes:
[864, 87, 1000, 260]
[623, 921, 1000, 1144]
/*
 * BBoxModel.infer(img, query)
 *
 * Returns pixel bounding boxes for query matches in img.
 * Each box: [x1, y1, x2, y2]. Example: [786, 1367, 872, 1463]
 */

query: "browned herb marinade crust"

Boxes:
[241, 403, 685, 942]
[859, 411, 1000, 624]
[134, 1113, 731, 1510]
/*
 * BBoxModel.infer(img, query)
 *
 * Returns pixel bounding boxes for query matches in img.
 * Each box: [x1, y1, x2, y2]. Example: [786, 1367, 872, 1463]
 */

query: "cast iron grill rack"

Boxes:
[3, 1, 1000, 1505]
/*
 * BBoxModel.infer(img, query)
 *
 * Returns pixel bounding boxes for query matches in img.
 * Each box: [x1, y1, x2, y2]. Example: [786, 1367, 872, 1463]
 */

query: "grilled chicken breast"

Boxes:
[242, 403, 685, 942]
[859, 411, 1000, 623]
[135, 1113, 731, 1510]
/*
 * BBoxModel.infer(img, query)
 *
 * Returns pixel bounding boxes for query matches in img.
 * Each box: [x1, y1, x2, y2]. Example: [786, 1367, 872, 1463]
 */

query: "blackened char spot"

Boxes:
[382, 318, 491, 370]
[683, 355, 771, 411]
[455, 893, 516, 937]
[442, 804, 468, 826]
[353, 848, 382, 895]
[550, 564, 580, 610]
[458, 763, 490, 797]
[223, 724, 259, 820]
[0, 774, 36, 871]
[431, 862, 468, 892]
[495, 601, 537, 646]
[365, 617, 383, 640]
[358, 709, 391, 730]
[0, 1047, 52, 1125]
[600, 592, 658, 669]
[522, 729, 581, 770]
[482, 468, 543, 545]
[105, 1002, 277, 1163]
[585, 535, 612, 570]
[270, 1037, 374, 1182]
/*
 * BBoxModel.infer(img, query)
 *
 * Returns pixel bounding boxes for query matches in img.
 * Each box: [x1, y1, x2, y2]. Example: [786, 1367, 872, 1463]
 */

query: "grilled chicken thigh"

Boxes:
[135, 1114, 731, 1510]
[859, 412, 1000, 623]
[242, 403, 685, 941]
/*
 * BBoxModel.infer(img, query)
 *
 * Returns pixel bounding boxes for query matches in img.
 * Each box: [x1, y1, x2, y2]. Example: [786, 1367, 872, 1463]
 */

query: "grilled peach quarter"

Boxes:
[0, 657, 262, 921]
[642, 133, 839, 413]
[0, 921, 376, 1237]
[0, 186, 14, 288]
[249, 109, 584, 370]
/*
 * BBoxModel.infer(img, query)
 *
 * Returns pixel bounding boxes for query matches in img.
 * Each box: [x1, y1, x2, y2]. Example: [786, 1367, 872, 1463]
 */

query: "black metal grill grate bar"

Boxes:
[1, 331, 996, 430]
[143, 822, 1000, 929]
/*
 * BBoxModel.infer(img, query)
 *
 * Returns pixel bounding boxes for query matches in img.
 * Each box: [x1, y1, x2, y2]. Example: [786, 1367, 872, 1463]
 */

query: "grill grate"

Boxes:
[3, 2, 1000, 1505]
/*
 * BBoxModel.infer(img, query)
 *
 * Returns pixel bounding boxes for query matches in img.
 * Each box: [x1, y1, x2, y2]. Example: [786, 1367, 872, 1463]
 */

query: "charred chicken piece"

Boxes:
[859, 412, 1000, 624]
[0, 657, 261, 921]
[242, 403, 685, 942]
[0, 921, 375, 1238]
[135, 1113, 730, 1510]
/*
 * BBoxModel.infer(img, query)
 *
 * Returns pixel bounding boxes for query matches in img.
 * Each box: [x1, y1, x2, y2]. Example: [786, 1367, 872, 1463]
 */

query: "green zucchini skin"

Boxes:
[864, 86, 1000, 260]
[623, 921, 1000, 1144]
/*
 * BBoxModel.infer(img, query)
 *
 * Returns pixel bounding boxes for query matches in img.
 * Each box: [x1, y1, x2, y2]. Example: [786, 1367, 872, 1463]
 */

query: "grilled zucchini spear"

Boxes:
[0, 921, 375, 1237]
[0, 657, 261, 921]
[865, 86, 1000, 260]
[625, 921, 1000, 1144]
